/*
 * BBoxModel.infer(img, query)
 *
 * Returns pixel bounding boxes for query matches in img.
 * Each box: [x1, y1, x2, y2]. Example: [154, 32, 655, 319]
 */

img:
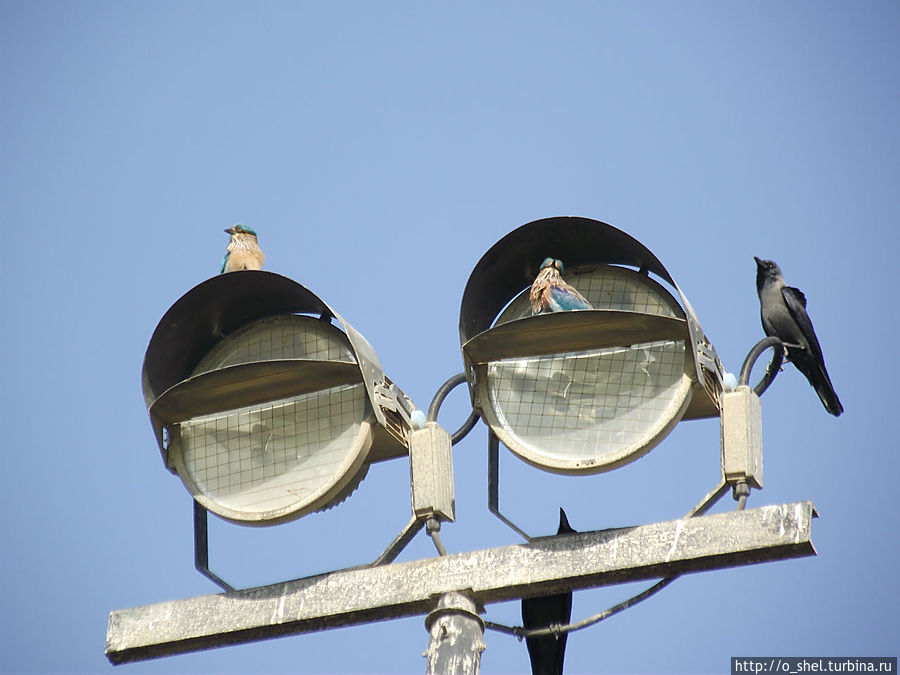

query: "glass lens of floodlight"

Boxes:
[171, 314, 371, 523]
[486, 341, 688, 466]
[478, 265, 691, 471]
[178, 383, 367, 519]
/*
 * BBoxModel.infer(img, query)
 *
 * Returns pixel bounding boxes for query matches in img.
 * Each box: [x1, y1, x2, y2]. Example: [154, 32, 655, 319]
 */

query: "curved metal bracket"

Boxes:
[427, 373, 481, 446]
[739, 336, 786, 396]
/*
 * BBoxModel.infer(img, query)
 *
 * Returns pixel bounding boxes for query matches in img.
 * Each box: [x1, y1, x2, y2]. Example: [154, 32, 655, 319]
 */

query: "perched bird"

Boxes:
[521, 508, 575, 675]
[754, 257, 843, 416]
[221, 224, 265, 273]
[530, 258, 592, 315]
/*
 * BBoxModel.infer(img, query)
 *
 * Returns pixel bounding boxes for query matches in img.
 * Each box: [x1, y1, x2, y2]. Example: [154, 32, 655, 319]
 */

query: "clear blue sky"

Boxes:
[2, 2, 898, 673]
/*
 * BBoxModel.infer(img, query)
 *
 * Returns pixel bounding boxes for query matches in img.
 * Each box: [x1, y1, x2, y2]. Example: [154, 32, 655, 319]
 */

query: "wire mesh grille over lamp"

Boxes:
[143, 272, 411, 525]
[172, 315, 371, 523]
[459, 217, 724, 474]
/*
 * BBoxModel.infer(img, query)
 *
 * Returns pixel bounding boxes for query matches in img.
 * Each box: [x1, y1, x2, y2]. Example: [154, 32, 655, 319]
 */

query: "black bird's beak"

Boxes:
[224, 227, 235, 235]
[754, 256, 764, 267]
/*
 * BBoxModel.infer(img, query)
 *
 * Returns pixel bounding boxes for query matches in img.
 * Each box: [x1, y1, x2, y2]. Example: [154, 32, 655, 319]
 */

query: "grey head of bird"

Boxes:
[754, 256, 783, 289]
[754, 256, 781, 275]
[225, 224, 258, 238]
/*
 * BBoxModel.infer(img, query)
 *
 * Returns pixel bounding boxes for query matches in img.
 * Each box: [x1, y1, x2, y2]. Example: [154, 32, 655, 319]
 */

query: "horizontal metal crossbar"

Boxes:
[106, 501, 816, 665]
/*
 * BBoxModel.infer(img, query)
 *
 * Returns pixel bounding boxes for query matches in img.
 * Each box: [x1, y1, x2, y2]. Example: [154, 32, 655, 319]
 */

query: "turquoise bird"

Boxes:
[530, 258, 592, 315]
[221, 224, 265, 273]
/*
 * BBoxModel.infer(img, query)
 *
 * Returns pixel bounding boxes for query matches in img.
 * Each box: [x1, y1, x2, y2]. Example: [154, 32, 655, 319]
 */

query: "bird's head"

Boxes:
[539, 257, 564, 273]
[754, 256, 781, 277]
[225, 224, 258, 238]
[754, 256, 783, 291]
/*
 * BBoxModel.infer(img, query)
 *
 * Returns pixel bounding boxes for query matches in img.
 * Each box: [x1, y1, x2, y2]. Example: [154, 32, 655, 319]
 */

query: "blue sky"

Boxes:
[2, 2, 898, 673]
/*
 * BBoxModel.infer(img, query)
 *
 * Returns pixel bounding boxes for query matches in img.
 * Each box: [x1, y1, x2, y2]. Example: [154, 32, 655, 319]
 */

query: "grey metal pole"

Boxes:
[424, 591, 485, 675]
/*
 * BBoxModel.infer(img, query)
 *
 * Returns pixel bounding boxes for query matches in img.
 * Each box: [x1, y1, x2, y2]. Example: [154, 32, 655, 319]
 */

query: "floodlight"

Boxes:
[143, 271, 411, 525]
[459, 217, 723, 474]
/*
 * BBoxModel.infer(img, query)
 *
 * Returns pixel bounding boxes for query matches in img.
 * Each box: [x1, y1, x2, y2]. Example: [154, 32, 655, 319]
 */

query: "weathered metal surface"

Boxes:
[106, 501, 816, 665]
[410, 423, 455, 522]
[721, 386, 764, 489]
[424, 592, 485, 675]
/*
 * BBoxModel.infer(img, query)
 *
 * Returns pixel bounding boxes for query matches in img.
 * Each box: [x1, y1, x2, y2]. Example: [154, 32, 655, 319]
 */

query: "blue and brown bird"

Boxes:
[221, 224, 265, 273]
[754, 256, 843, 416]
[521, 508, 575, 675]
[530, 258, 592, 315]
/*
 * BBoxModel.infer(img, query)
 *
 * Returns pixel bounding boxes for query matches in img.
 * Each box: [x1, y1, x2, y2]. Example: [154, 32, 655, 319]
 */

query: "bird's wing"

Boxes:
[786, 285, 807, 308]
[220, 250, 231, 274]
[781, 286, 823, 360]
[546, 283, 592, 312]
[781, 285, 843, 416]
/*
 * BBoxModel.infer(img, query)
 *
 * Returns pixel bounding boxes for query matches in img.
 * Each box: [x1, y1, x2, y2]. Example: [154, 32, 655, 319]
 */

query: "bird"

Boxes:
[521, 508, 575, 675]
[754, 256, 843, 416]
[530, 258, 592, 315]
[221, 224, 264, 273]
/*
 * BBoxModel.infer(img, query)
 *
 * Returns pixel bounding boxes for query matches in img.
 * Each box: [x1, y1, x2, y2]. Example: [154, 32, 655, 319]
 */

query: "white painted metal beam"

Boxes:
[106, 501, 816, 665]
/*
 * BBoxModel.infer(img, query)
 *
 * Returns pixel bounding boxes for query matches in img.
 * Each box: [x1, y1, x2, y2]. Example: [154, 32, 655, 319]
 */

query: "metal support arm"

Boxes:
[488, 431, 532, 541]
[193, 500, 235, 593]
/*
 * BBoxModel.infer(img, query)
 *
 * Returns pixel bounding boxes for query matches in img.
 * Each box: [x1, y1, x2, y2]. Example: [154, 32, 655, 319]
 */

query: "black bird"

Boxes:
[754, 257, 843, 416]
[521, 508, 575, 675]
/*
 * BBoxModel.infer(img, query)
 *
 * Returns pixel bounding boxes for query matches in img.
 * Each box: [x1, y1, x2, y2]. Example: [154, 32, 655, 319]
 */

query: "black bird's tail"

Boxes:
[557, 507, 575, 535]
[522, 508, 575, 675]
[812, 365, 843, 417]
[790, 348, 843, 417]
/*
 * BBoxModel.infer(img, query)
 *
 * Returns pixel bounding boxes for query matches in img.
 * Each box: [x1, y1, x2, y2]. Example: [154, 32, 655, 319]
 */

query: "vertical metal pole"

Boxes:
[424, 591, 485, 675]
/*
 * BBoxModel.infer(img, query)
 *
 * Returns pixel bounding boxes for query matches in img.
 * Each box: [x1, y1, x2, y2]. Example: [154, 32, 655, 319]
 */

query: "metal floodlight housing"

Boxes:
[143, 271, 412, 526]
[460, 216, 723, 475]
